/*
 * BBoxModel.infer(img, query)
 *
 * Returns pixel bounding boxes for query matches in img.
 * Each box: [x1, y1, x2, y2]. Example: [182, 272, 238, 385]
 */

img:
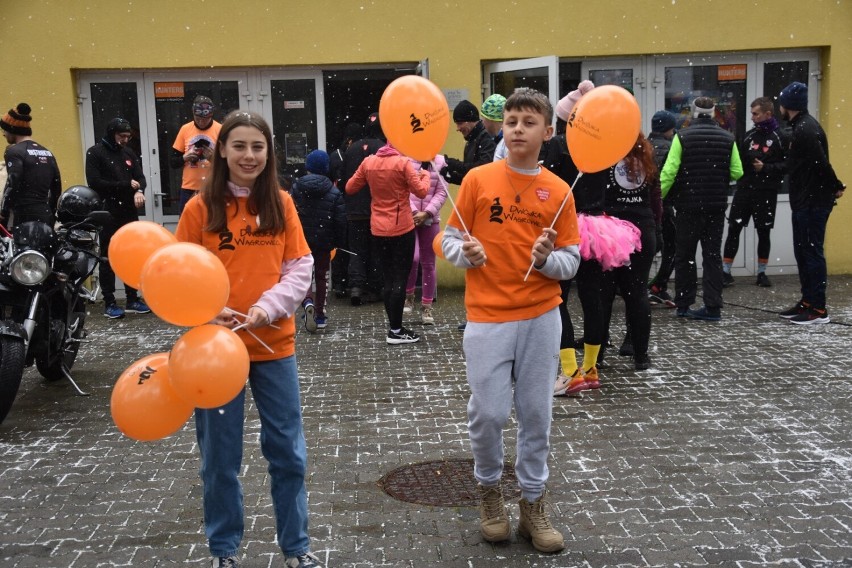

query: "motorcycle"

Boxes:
[0, 185, 111, 424]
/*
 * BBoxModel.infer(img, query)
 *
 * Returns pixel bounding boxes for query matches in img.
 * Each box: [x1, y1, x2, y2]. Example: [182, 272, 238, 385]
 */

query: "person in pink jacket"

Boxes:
[404, 155, 448, 325]
[346, 143, 429, 344]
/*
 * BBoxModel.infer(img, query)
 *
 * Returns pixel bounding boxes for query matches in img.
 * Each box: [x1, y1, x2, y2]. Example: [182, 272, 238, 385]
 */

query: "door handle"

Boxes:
[152, 191, 166, 206]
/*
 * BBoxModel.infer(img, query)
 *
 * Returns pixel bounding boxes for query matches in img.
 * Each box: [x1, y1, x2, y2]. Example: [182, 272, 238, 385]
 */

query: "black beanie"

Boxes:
[453, 100, 479, 123]
[1, 103, 32, 136]
[778, 82, 808, 111]
[106, 117, 132, 139]
[651, 111, 676, 133]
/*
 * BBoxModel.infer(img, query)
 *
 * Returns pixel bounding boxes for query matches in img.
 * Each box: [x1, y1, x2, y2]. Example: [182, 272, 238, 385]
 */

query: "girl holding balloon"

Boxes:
[548, 83, 647, 395]
[404, 154, 448, 325]
[175, 111, 324, 568]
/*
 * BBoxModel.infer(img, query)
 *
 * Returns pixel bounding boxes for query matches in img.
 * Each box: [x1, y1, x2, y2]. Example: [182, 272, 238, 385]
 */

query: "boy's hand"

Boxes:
[462, 233, 486, 267]
[531, 228, 557, 267]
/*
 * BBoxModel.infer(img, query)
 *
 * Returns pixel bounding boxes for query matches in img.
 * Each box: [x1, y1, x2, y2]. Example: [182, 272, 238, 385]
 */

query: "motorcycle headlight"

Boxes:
[10, 250, 50, 285]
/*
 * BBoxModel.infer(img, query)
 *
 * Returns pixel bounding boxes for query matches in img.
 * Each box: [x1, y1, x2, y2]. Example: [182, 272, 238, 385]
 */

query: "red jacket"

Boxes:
[345, 144, 429, 237]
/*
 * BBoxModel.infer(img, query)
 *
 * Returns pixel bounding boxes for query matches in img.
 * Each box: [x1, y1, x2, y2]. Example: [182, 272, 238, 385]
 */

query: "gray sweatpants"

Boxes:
[463, 307, 560, 501]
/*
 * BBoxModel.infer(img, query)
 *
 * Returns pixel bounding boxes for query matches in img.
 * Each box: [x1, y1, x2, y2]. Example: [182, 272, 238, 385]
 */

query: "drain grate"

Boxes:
[377, 458, 520, 507]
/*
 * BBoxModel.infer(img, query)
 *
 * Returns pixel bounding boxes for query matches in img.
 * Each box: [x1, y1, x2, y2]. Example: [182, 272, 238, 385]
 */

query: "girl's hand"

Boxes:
[531, 228, 556, 267]
[462, 233, 487, 267]
[210, 310, 240, 328]
[413, 211, 430, 226]
[245, 306, 271, 329]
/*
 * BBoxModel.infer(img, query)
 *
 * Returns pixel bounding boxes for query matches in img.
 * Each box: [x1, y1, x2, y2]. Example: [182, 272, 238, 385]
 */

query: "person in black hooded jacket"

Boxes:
[440, 100, 496, 185]
[291, 150, 346, 331]
[85, 117, 150, 319]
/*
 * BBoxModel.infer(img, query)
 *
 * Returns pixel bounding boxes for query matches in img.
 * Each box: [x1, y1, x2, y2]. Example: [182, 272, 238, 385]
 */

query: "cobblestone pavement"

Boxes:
[0, 274, 850, 567]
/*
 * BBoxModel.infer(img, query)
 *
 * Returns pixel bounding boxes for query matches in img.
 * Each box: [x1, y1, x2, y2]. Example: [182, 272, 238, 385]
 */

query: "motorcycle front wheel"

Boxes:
[0, 336, 26, 424]
[37, 299, 86, 382]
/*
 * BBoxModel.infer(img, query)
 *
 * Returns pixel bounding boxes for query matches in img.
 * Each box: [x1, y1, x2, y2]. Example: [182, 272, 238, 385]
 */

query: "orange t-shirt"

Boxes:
[172, 121, 222, 191]
[447, 161, 580, 323]
[175, 190, 312, 360]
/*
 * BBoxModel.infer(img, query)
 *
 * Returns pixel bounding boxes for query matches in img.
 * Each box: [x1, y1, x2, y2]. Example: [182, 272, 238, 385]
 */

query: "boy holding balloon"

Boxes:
[442, 88, 581, 553]
[175, 111, 323, 568]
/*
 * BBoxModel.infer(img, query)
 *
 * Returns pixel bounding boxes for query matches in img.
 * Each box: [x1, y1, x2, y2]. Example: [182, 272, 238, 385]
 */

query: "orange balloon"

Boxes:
[565, 85, 641, 173]
[330, 248, 337, 260]
[432, 230, 445, 260]
[110, 352, 194, 441]
[379, 75, 450, 161]
[140, 242, 230, 327]
[169, 325, 250, 409]
[108, 221, 177, 289]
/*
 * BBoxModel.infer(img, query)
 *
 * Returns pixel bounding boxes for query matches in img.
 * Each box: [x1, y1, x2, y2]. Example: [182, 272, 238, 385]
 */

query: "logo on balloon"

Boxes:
[137, 365, 156, 385]
[410, 114, 425, 134]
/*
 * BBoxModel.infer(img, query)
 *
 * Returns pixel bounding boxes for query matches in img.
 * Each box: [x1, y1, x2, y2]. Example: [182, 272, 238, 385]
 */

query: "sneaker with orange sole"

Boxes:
[583, 367, 600, 389]
[565, 370, 592, 395]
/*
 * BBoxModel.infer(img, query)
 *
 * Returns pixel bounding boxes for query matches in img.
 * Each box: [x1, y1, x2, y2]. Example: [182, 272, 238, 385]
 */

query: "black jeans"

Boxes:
[792, 207, 832, 309]
[375, 230, 415, 330]
[100, 215, 140, 305]
[674, 209, 725, 311]
[649, 205, 676, 291]
[558, 280, 576, 350]
[602, 220, 656, 359]
[347, 219, 383, 293]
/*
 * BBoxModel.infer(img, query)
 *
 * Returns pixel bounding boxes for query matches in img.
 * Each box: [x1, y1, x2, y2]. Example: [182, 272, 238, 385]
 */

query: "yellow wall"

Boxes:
[2, 0, 851, 277]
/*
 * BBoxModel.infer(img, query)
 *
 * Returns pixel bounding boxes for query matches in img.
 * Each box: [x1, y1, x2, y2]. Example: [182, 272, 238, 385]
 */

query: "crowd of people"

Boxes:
[0, 76, 845, 566]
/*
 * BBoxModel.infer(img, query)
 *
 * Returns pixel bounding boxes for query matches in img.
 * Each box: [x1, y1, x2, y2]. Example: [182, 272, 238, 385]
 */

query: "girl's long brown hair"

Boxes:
[621, 132, 658, 183]
[201, 110, 285, 234]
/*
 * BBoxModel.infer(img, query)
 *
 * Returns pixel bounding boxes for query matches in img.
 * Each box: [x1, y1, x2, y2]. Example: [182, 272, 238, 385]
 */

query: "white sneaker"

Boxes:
[403, 293, 415, 314]
[421, 305, 434, 325]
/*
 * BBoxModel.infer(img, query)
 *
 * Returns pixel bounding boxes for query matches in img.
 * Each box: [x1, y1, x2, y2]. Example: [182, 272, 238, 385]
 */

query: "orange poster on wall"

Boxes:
[155, 82, 185, 98]
[718, 64, 747, 82]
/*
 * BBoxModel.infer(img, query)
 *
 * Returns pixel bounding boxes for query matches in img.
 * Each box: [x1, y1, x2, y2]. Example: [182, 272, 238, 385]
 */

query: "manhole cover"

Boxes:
[377, 458, 520, 507]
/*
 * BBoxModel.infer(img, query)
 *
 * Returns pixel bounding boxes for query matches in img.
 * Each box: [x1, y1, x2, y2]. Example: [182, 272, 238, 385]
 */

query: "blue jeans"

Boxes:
[195, 355, 310, 558]
[792, 207, 831, 309]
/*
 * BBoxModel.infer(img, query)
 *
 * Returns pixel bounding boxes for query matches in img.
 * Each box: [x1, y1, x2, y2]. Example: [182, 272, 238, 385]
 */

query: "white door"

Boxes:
[143, 71, 251, 232]
[258, 70, 326, 182]
[581, 57, 647, 123]
[77, 72, 150, 213]
[483, 56, 559, 118]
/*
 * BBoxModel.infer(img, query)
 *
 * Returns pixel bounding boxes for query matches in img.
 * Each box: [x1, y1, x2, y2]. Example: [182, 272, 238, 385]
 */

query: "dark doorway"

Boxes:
[322, 67, 415, 155]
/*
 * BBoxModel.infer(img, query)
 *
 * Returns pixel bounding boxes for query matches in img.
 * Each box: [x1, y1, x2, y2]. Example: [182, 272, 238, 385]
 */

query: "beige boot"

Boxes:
[478, 484, 511, 542]
[403, 293, 415, 314]
[420, 304, 434, 325]
[518, 491, 564, 552]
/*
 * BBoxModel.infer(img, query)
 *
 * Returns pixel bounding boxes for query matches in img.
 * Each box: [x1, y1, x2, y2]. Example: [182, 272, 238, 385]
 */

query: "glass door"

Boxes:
[143, 72, 249, 229]
[581, 58, 646, 119]
[484, 56, 559, 119]
[78, 73, 149, 214]
[260, 71, 326, 185]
